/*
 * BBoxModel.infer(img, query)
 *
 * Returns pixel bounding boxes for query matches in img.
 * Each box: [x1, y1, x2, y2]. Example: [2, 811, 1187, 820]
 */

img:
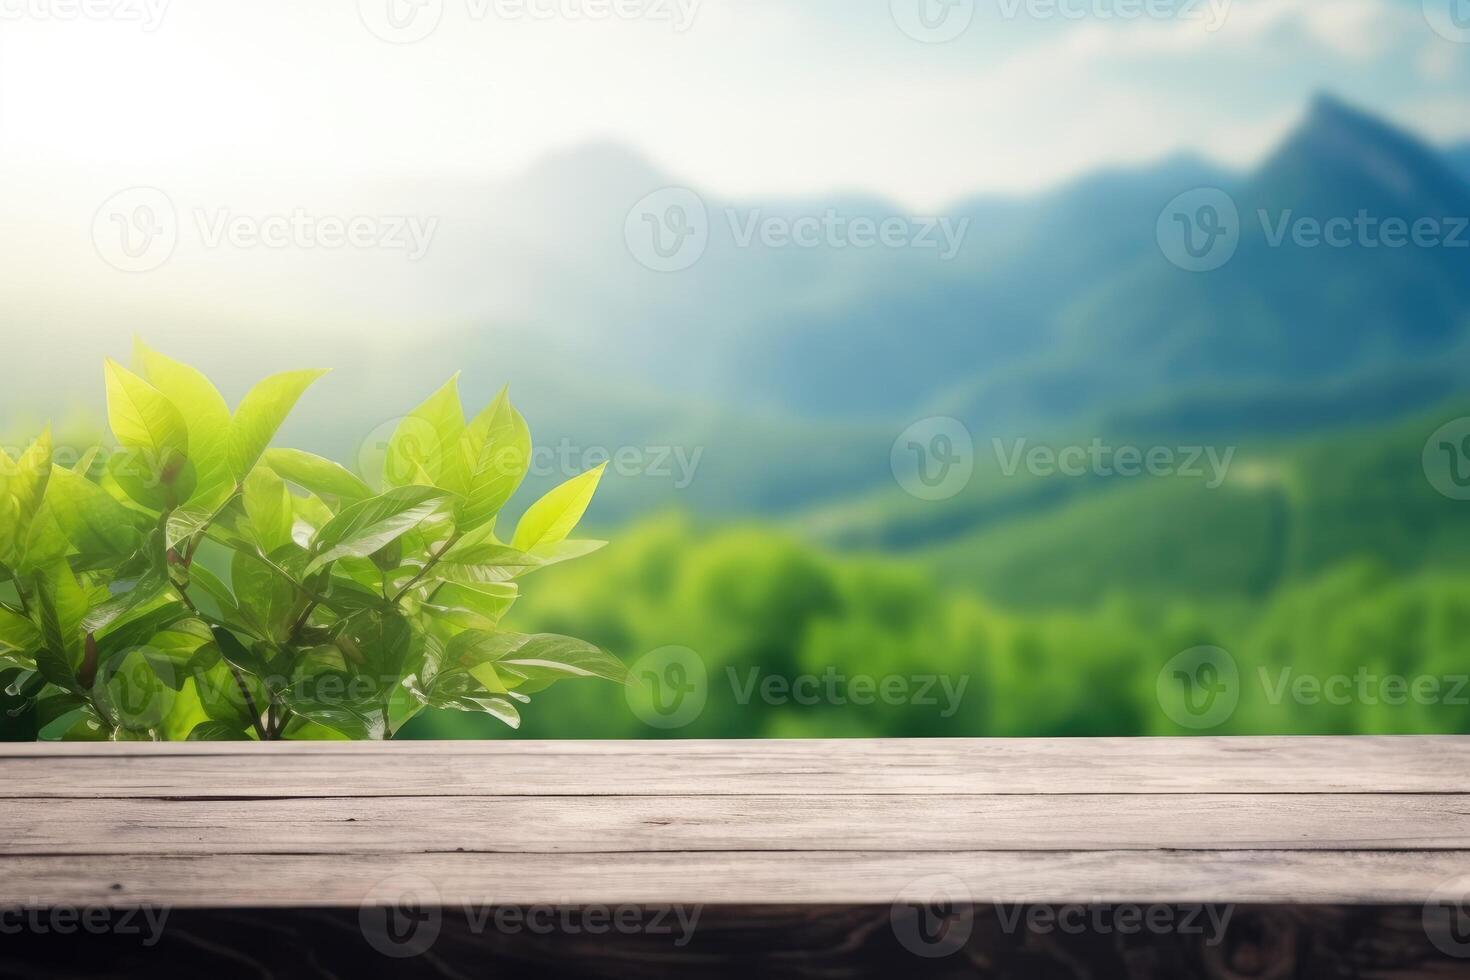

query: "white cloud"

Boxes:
[0, 0, 1462, 210]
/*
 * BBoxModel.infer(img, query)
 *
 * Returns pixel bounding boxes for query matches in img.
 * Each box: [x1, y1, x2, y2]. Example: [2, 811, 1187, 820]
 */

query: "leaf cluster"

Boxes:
[0, 343, 622, 740]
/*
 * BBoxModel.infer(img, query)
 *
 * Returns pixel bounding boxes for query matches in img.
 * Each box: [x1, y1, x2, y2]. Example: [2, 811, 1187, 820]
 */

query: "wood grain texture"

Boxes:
[2, 737, 1468, 908]
[3, 851, 1468, 907]
[8, 794, 1470, 855]
[3, 736, 1468, 796]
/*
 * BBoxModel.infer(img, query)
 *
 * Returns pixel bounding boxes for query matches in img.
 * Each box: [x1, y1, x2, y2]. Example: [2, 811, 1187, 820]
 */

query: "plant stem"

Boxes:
[173, 584, 201, 616]
[265, 701, 285, 740]
[229, 663, 269, 741]
[4, 569, 31, 618]
[183, 488, 242, 567]
[286, 597, 321, 645]
[391, 533, 461, 606]
[176, 583, 270, 739]
[255, 552, 331, 605]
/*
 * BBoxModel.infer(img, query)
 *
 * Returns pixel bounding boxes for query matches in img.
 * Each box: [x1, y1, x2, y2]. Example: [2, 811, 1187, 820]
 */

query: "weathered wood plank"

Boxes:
[7, 794, 1470, 855]
[5, 738, 1466, 908]
[3, 736, 1468, 797]
[3, 851, 1467, 907]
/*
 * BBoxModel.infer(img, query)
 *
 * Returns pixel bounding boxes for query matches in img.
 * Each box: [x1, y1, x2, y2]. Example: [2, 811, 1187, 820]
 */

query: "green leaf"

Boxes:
[34, 564, 88, 687]
[43, 465, 146, 560]
[308, 486, 449, 575]
[511, 463, 606, 552]
[227, 369, 328, 483]
[0, 431, 52, 565]
[93, 646, 177, 732]
[104, 360, 189, 487]
[5, 667, 41, 697]
[460, 387, 531, 531]
[186, 721, 253, 741]
[264, 448, 371, 503]
[194, 656, 264, 729]
[39, 703, 110, 741]
[449, 631, 627, 685]
[159, 675, 210, 740]
[231, 550, 297, 643]
[278, 717, 352, 740]
[281, 698, 385, 740]
[9, 430, 52, 521]
[0, 605, 40, 655]
[423, 673, 522, 728]
[387, 376, 469, 495]
[96, 602, 194, 660]
[17, 498, 69, 574]
[165, 505, 214, 551]
[209, 624, 273, 679]
[420, 581, 517, 631]
[242, 467, 295, 554]
[438, 542, 543, 585]
[524, 538, 607, 567]
[185, 564, 248, 630]
[135, 341, 233, 505]
[336, 610, 413, 684]
[82, 566, 169, 636]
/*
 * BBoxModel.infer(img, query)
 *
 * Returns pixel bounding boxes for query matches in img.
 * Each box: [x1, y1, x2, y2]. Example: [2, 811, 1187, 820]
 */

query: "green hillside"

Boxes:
[408, 404, 1470, 742]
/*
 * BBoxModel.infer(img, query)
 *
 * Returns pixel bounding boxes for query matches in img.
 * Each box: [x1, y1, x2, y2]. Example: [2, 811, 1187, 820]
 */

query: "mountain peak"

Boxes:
[1252, 93, 1470, 212]
[1304, 91, 1371, 127]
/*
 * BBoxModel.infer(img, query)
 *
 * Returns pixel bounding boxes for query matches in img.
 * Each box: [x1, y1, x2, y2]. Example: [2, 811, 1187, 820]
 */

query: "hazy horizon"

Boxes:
[3, 0, 1468, 208]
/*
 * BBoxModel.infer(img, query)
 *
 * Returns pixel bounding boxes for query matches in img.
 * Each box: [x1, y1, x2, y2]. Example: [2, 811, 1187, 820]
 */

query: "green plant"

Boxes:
[0, 343, 624, 740]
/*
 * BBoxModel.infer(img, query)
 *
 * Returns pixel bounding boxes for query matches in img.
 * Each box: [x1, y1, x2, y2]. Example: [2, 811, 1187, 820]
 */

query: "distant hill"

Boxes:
[10, 95, 1465, 530]
[429, 95, 1470, 446]
[395, 96, 1470, 525]
[1447, 143, 1470, 183]
[813, 400, 1470, 609]
[941, 95, 1470, 436]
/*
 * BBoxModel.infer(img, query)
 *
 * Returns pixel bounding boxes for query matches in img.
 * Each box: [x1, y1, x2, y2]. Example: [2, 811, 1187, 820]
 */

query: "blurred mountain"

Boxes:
[424, 95, 1470, 442]
[941, 95, 1470, 437]
[7, 94, 1466, 528]
[367, 94, 1470, 525]
[1447, 142, 1470, 183]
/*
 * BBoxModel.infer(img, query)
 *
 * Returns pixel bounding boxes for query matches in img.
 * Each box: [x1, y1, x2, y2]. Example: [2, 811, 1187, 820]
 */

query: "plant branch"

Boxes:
[3, 569, 31, 619]
[253, 551, 331, 605]
[229, 663, 269, 741]
[391, 533, 462, 606]
[173, 584, 201, 616]
[286, 597, 322, 646]
[184, 488, 242, 566]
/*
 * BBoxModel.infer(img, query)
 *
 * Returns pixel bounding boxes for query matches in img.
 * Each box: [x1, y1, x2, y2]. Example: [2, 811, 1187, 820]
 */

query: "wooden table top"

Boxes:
[2, 737, 1468, 908]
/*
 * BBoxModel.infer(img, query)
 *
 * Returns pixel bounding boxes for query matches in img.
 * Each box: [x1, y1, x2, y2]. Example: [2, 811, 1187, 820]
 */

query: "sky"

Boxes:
[1, 0, 1468, 209]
